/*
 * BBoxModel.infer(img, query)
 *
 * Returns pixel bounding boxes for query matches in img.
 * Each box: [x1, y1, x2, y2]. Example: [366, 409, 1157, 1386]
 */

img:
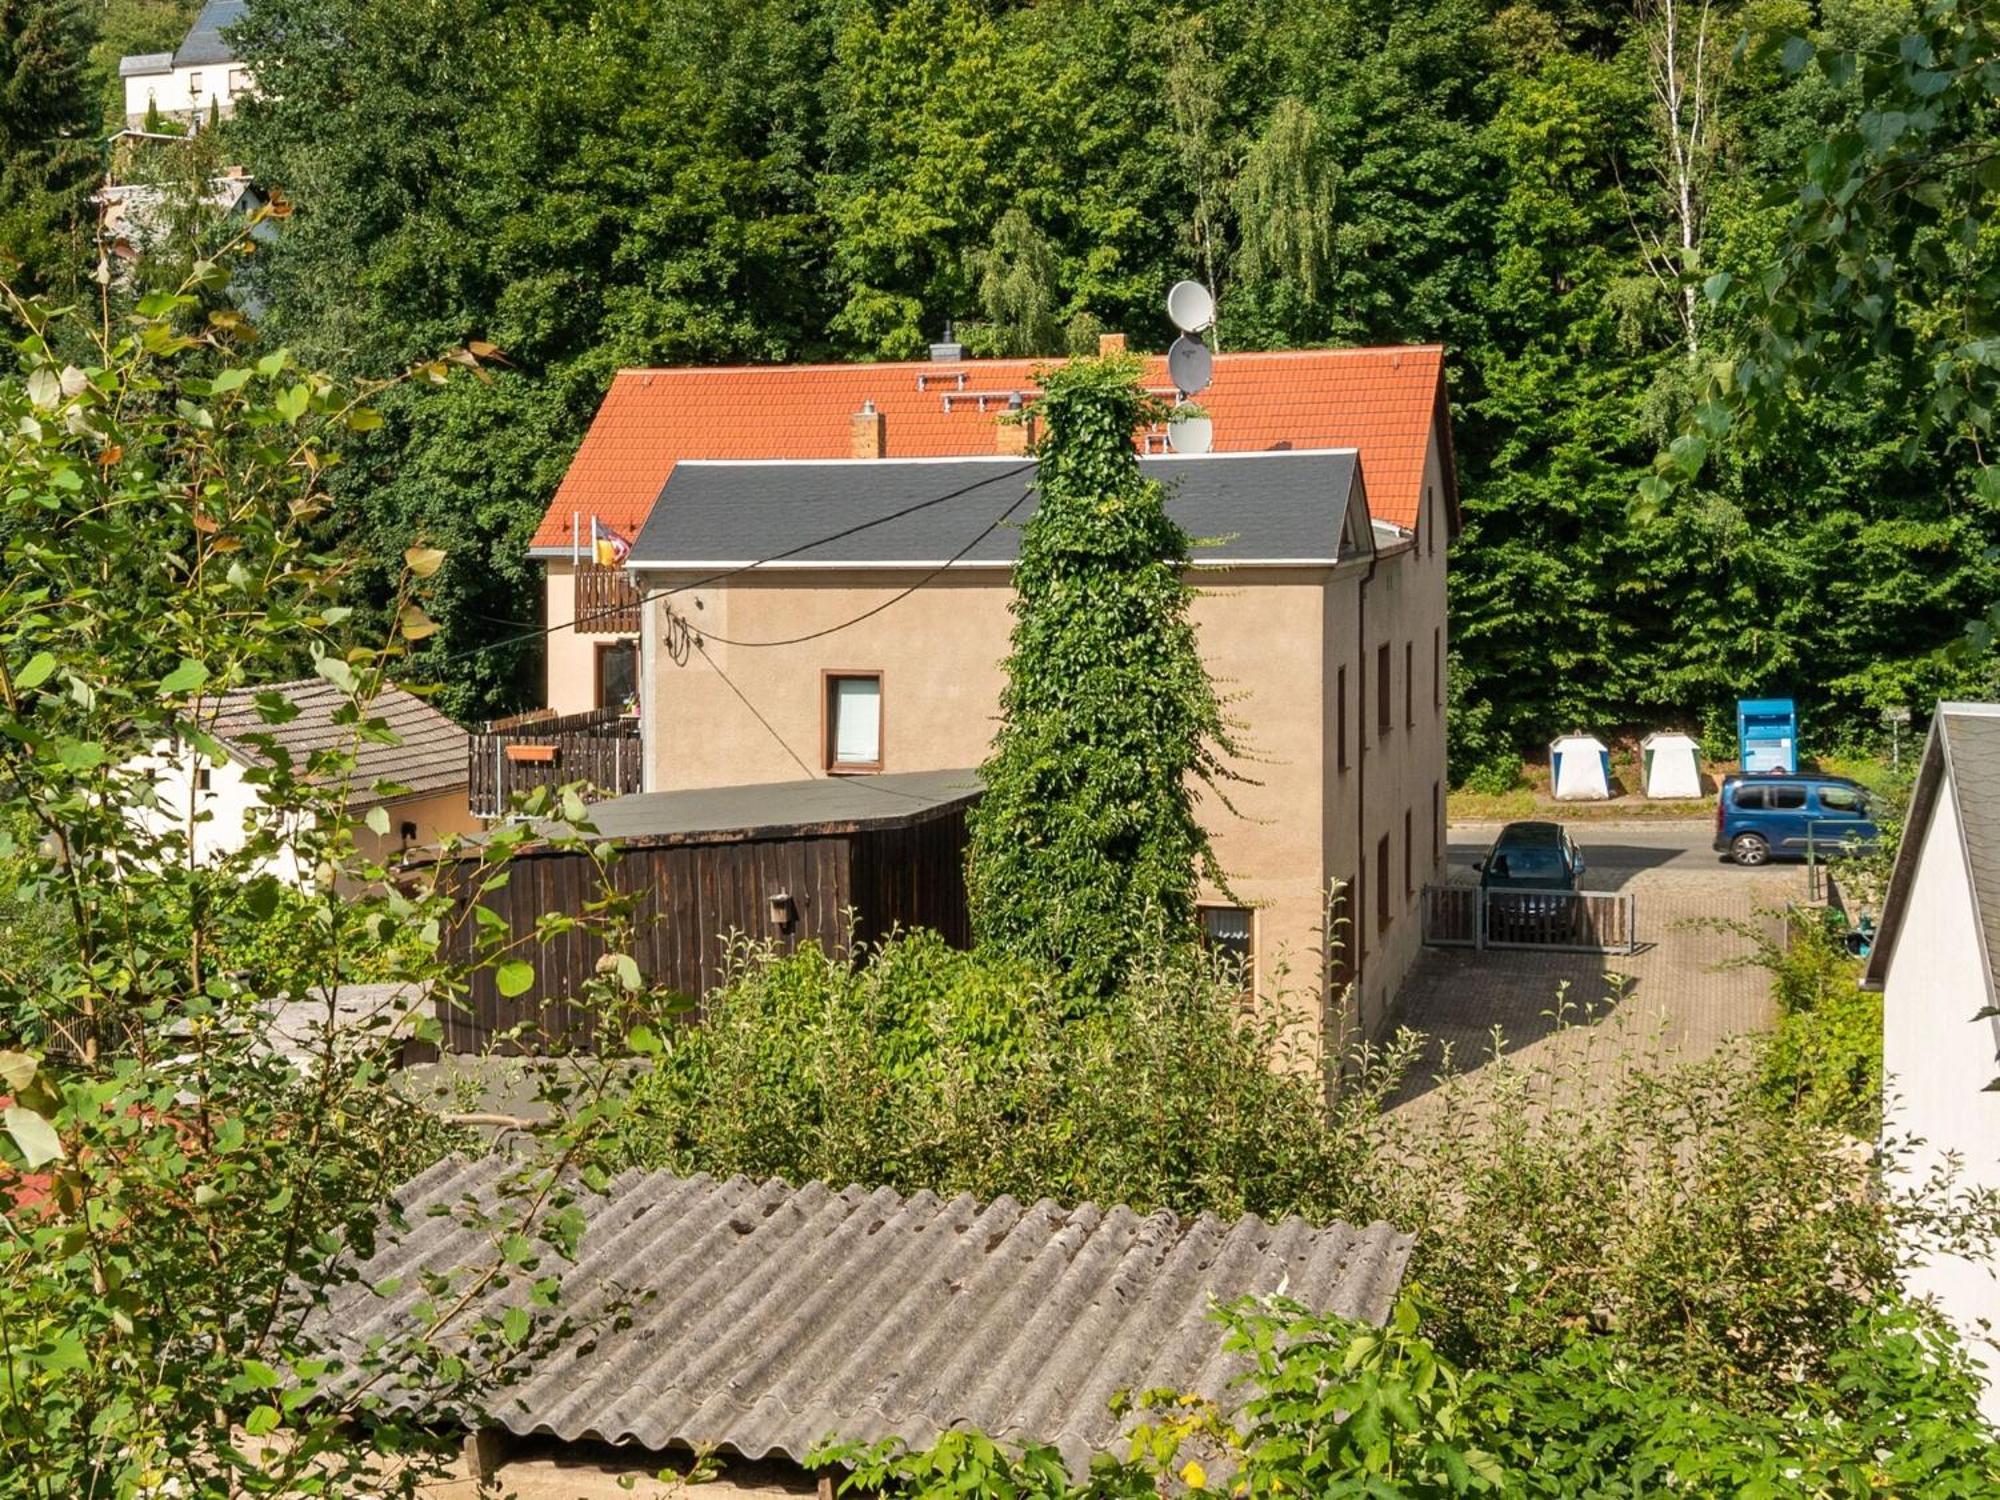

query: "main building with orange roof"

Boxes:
[520, 336, 1458, 1049]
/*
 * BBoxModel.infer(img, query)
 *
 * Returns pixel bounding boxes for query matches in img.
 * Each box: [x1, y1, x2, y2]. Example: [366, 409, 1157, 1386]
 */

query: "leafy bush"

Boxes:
[1756, 909, 1883, 1136]
[605, 930, 1406, 1224]
[1446, 652, 1517, 791]
[828, 1296, 2000, 1498]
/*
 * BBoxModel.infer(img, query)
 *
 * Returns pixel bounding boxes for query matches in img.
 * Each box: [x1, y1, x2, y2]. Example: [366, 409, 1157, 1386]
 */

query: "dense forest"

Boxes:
[13, 0, 2000, 766]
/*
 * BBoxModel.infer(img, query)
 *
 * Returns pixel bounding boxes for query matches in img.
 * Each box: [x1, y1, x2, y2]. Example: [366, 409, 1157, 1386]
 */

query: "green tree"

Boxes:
[965, 206, 1063, 356]
[965, 357, 1244, 994]
[0, 0, 97, 295]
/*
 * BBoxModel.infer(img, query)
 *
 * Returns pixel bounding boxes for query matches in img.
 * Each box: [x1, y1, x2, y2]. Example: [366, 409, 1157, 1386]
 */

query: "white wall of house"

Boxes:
[1881, 779, 2000, 1420]
[128, 740, 309, 883]
[122, 62, 252, 127]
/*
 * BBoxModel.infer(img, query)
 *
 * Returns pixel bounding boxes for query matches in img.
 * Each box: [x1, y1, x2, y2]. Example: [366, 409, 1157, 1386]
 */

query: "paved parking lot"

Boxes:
[1386, 822, 1806, 1110]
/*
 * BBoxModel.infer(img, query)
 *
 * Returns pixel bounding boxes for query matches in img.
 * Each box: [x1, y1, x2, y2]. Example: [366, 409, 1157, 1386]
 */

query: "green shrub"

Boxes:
[1461, 755, 1523, 796]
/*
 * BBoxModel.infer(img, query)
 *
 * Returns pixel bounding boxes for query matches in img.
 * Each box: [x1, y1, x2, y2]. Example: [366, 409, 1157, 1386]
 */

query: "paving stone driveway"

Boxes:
[1386, 822, 1808, 1111]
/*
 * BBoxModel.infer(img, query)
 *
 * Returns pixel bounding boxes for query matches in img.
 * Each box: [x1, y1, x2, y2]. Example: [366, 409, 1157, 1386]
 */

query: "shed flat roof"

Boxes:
[535, 768, 981, 847]
[627, 452, 1366, 571]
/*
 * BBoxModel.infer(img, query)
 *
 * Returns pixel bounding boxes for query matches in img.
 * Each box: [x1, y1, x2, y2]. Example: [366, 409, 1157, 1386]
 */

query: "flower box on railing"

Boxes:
[504, 744, 558, 764]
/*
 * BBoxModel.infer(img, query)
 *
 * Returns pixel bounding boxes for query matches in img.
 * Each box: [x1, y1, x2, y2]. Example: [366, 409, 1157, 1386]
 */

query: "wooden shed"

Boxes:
[434, 769, 978, 1053]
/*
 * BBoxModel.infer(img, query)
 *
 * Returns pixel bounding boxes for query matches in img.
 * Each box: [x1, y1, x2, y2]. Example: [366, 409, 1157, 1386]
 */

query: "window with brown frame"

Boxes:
[1425, 486, 1435, 556]
[1199, 905, 1254, 991]
[823, 671, 883, 772]
[1376, 834, 1391, 933]
[595, 641, 638, 713]
[1405, 641, 1414, 728]
[1433, 627, 1443, 710]
[1404, 810, 1413, 896]
[1376, 643, 1392, 734]
[1336, 665, 1349, 770]
[1432, 780, 1443, 865]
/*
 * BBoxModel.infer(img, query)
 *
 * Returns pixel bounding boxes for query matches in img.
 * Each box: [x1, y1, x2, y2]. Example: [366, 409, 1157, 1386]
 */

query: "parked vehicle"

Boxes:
[1477, 821, 1587, 890]
[1476, 821, 1587, 943]
[1713, 773, 1879, 866]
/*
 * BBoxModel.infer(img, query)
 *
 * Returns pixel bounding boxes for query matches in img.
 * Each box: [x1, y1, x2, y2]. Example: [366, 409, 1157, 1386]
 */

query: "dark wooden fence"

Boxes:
[574, 563, 642, 634]
[437, 802, 972, 1053]
[467, 706, 644, 818]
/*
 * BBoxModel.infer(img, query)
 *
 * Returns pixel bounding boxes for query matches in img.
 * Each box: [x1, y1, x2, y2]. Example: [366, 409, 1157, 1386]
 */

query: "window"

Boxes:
[193, 765, 211, 793]
[1425, 487, 1435, 557]
[1819, 785, 1866, 814]
[1376, 643, 1392, 734]
[1733, 785, 1766, 810]
[227, 67, 249, 95]
[1376, 835, 1391, 933]
[1403, 810, 1413, 896]
[1432, 780, 1442, 864]
[1405, 642, 1414, 728]
[187, 71, 204, 97]
[1433, 628, 1442, 710]
[595, 641, 637, 713]
[824, 672, 883, 772]
[1199, 906, 1254, 988]
[1336, 666, 1349, 771]
[1768, 785, 1807, 810]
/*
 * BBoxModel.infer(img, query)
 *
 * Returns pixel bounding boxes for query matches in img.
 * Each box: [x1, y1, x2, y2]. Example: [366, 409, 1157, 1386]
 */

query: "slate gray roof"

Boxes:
[314, 1158, 1413, 1473]
[174, 0, 246, 66]
[208, 679, 468, 807]
[538, 768, 980, 847]
[1866, 706, 2000, 1053]
[627, 452, 1367, 570]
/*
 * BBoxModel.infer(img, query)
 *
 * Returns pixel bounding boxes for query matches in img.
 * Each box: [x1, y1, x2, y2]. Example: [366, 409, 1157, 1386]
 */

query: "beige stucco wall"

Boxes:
[635, 535, 1445, 1054]
[545, 559, 640, 718]
[354, 787, 484, 868]
[1882, 781, 2000, 1423]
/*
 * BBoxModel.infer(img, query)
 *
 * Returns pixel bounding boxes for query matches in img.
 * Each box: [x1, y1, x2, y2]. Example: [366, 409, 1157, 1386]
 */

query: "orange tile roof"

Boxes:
[531, 346, 1452, 551]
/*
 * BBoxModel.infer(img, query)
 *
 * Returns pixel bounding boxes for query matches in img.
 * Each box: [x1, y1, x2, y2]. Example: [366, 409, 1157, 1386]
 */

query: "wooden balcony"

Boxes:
[574, 563, 642, 634]
[469, 706, 643, 818]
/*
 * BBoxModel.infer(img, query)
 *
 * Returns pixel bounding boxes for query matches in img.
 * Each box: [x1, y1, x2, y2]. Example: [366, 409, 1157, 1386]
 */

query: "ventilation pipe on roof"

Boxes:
[929, 322, 963, 363]
[851, 399, 885, 459]
[996, 391, 1035, 456]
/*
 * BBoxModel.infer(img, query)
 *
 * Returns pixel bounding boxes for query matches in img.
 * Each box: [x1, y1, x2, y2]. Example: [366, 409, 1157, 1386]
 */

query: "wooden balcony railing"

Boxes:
[469, 706, 643, 818]
[574, 563, 642, 634]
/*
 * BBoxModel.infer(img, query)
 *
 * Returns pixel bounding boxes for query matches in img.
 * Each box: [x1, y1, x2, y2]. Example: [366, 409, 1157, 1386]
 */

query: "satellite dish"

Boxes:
[1167, 334, 1213, 397]
[1167, 279, 1216, 333]
[1166, 402, 1213, 455]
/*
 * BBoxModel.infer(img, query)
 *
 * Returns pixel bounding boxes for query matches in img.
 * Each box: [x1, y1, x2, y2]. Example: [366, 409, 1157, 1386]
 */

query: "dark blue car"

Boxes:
[1714, 773, 1879, 866]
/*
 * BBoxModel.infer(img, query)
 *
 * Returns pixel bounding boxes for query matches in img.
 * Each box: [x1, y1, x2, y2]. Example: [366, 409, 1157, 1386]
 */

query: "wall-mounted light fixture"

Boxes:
[768, 890, 796, 932]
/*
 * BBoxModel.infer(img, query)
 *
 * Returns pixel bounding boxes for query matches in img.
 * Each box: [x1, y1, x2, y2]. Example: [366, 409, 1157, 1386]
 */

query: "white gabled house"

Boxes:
[131, 680, 480, 884]
[1862, 701, 2000, 1419]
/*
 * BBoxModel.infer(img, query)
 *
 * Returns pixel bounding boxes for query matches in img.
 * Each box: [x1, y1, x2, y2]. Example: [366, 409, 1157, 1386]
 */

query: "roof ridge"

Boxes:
[607, 344, 1444, 379]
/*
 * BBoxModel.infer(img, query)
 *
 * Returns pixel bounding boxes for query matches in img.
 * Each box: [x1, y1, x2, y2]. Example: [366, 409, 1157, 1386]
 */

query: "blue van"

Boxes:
[1714, 773, 1880, 866]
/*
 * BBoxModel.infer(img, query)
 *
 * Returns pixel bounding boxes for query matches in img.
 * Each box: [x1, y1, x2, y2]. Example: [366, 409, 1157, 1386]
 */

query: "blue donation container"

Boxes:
[1737, 698, 1798, 774]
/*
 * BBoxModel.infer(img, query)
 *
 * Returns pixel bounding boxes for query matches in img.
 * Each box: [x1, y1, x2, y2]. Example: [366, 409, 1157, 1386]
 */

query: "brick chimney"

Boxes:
[996, 392, 1036, 455]
[1098, 332, 1127, 357]
[850, 399, 885, 459]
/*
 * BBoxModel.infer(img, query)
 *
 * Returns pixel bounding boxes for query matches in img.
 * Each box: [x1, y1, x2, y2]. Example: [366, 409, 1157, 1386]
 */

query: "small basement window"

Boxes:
[1199, 905, 1254, 986]
[825, 672, 883, 772]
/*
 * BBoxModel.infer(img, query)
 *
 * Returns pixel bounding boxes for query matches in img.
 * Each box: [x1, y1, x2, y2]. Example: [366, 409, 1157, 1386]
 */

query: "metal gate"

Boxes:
[1422, 885, 1638, 955]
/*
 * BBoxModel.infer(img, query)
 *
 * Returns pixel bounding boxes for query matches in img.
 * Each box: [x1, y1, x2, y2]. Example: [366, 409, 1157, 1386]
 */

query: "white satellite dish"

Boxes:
[1167, 334, 1213, 397]
[1166, 402, 1213, 455]
[1167, 279, 1216, 334]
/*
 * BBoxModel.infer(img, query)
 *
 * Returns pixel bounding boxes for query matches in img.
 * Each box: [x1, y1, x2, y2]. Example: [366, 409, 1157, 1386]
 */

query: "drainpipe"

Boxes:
[1356, 544, 1377, 1049]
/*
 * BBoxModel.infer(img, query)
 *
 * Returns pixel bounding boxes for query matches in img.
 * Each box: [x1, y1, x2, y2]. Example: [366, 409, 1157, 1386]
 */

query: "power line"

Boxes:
[686, 482, 1032, 648]
[438, 461, 1036, 669]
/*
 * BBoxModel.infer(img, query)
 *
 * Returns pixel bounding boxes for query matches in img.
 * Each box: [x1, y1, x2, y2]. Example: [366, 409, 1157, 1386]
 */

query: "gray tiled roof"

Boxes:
[315, 1158, 1413, 1473]
[628, 452, 1366, 570]
[173, 0, 246, 66]
[209, 679, 467, 807]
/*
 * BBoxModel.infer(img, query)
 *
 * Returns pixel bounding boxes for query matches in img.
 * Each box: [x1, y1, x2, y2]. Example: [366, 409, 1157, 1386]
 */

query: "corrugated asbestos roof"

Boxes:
[1865, 706, 2000, 1053]
[209, 679, 468, 806]
[316, 1158, 1414, 1474]
[531, 346, 1451, 549]
[627, 452, 1366, 571]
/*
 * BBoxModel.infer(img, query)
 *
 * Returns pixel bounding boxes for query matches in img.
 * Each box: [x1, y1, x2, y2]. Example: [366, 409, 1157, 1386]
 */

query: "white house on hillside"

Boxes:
[119, 0, 252, 130]
[133, 680, 480, 883]
[1862, 701, 2000, 1420]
